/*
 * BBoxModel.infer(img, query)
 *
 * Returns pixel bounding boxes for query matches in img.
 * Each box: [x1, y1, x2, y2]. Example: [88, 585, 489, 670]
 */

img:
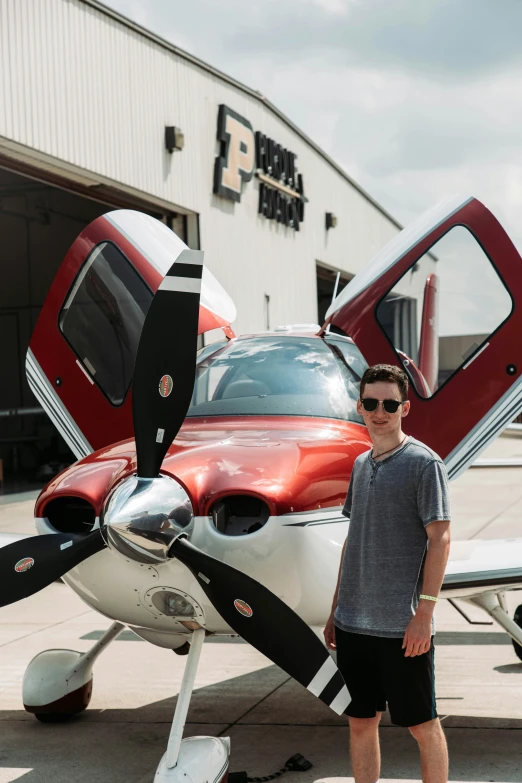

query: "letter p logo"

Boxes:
[213, 105, 255, 202]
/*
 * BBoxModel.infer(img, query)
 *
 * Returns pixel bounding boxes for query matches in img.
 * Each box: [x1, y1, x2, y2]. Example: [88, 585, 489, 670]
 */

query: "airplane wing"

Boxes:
[471, 458, 522, 467]
[442, 538, 522, 598]
[26, 211, 236, 457]
[326, 195, 522, 480]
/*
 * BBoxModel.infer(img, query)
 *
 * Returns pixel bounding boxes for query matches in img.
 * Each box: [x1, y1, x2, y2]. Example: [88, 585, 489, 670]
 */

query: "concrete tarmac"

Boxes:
[1, 437, 522, 782]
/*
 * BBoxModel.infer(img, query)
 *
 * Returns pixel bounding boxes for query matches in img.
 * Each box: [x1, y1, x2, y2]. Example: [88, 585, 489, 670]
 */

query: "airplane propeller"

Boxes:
[0, 249, 350, 715]
[1, 530, 105, 607]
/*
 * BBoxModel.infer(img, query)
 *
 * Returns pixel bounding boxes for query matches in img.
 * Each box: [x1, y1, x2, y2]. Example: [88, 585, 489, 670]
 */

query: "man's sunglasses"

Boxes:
[359, 398, 406, 414]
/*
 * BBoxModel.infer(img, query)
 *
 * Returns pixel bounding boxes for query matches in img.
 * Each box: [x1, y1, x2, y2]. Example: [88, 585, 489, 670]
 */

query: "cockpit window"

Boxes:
[326, 335, 368, 384]
[188, 336, 367, 423]
[59, 242, 152, 405]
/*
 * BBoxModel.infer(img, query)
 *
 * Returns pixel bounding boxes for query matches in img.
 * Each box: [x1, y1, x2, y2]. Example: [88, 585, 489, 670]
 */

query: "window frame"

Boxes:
[373, 224, 514, 400]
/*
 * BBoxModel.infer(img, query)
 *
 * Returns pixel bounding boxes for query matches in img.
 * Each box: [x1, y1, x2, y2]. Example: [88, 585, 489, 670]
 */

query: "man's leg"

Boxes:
[408, 717, 448, 783]
[348, 712, 382, 783]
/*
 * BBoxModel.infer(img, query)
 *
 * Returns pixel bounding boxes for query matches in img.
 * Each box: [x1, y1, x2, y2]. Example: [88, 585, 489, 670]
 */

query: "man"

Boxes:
[324, 364, 451, 783]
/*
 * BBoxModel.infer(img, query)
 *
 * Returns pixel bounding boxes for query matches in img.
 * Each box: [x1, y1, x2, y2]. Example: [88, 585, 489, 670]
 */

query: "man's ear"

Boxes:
[356, 398, 363, 415]
[401, 400, 411, 418]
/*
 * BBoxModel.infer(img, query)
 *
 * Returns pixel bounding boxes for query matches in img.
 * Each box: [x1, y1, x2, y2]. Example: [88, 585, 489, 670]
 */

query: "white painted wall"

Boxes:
[0, 0, 402, 336]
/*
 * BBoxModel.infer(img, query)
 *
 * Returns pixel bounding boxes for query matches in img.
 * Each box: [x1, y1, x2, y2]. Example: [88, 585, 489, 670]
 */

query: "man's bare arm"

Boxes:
[421, 519, 451, 599]
[403, 519, 451, 657]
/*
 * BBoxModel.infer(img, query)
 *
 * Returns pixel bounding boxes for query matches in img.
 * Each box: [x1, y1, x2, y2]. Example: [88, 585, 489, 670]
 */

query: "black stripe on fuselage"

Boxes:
[282, 518, 347, 527]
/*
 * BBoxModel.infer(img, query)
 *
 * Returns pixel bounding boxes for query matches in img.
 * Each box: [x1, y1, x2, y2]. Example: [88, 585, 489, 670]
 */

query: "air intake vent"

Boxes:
[44, 497, 96, 534]
[210, 495, 270, 536]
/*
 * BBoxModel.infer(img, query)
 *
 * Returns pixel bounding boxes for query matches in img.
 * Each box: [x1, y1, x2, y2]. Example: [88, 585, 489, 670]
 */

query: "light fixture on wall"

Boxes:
[165, 126, 185, 153]
[325, 212, 338, 230]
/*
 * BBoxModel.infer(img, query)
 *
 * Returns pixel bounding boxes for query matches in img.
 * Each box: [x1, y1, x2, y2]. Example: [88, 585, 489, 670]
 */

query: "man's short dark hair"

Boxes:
[360, 364, 409, 401]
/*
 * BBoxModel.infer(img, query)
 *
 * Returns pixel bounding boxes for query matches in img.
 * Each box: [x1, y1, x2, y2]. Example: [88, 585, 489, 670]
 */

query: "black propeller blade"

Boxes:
[132, 250, 204, 478]
[170, 536, 351, 715]
[0, 530, 106, 608]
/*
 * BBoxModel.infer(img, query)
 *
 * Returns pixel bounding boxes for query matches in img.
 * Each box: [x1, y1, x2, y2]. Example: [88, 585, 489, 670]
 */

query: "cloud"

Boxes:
[244, 0, 522, 80]
[108, 0, 522, 80]
[104, 0, 522, 254]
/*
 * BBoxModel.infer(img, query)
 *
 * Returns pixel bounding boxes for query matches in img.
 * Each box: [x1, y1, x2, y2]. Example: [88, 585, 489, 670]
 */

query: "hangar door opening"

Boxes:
[316, 264, 353, 327]
[0, 166, 188, 494]
[317, 261, 425, 356]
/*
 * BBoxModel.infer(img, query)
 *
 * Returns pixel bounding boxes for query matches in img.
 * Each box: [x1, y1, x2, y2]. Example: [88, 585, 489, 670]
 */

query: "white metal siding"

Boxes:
[0, 0, 401, 336]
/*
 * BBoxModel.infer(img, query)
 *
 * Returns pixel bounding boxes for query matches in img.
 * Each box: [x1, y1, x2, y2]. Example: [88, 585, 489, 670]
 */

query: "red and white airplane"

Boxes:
[2, 196, 522, 782]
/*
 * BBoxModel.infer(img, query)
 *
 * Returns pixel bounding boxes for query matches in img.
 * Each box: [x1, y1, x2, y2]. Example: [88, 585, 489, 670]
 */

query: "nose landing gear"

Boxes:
[154, 628, 230, 782]
[155, 736, 230, 783]
[22, 621, 230, 781]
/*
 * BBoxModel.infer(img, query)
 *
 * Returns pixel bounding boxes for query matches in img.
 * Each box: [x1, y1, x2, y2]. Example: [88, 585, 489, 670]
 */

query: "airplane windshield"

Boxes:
[187, 335, 367, 423]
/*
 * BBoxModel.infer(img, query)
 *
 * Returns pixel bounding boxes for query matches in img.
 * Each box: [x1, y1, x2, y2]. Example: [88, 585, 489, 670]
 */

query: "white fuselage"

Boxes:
[36, 508, 347, 646]
[35, 513, 522, 648]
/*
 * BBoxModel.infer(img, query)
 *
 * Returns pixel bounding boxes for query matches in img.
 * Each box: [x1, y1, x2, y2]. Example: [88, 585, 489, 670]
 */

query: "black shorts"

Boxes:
[335, 626, 437, 727]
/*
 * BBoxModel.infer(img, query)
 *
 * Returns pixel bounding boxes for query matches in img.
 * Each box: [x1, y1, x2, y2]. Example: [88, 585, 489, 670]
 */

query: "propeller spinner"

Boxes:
[0, 242, 351, 716]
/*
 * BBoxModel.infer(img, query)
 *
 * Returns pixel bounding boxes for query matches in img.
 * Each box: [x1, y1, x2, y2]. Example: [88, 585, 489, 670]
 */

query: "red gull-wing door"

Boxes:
[326, 195, 522, 479]
[27, 210, 236, 458]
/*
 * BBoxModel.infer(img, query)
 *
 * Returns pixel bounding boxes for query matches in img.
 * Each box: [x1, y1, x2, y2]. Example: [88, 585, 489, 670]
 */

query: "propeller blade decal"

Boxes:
[171, 537, 351, 715]
[132, 250, 203, 478]
[0, 530, 106, 607]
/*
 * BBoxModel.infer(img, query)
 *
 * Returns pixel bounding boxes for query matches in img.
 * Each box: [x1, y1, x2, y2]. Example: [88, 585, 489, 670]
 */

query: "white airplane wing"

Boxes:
[442, 538, 522, 597]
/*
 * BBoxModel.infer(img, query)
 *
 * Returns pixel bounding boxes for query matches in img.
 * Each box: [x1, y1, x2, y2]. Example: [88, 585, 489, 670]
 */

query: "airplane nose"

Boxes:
[101, 474, 194, 564]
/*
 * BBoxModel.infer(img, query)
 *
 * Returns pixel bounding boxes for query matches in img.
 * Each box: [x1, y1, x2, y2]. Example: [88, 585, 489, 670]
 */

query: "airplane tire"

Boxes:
[512, 604, 522, 662]
[35, 712, 75, 723]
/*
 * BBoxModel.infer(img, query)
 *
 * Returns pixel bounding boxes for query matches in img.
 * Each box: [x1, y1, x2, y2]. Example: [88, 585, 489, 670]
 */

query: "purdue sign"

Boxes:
[213, 104, 306, 231]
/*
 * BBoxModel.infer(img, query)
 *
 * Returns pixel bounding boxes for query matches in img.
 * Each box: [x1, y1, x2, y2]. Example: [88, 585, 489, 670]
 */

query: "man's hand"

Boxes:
[402, 611, 432, 657]
[324, 613, 337, 650]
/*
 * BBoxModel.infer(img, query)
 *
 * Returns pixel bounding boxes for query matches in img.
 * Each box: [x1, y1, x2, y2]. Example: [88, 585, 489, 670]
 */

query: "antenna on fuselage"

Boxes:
[325, 272, 341, 335]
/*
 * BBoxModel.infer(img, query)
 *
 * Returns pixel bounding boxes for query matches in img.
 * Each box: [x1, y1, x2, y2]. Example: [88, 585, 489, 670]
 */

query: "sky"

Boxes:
[103, 0, 522, 235]
[102, 0, 522, 335]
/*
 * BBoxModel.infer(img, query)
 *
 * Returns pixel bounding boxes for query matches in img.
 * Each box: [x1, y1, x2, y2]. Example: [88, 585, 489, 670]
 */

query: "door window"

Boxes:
[59, 242, 153, 405]
[376, 226, 513, 397]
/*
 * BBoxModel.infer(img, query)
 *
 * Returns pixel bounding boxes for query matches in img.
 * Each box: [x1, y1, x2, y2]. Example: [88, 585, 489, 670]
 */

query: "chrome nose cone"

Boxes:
[102, 474, 194, 564]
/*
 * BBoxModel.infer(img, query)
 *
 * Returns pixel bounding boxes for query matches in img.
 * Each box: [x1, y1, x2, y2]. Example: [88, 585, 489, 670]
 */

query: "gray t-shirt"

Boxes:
[334, 436, 450, 638]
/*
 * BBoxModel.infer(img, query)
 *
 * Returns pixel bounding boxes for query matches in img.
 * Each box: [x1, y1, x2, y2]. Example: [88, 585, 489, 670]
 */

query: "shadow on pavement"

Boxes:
[2, 664, 522, 783]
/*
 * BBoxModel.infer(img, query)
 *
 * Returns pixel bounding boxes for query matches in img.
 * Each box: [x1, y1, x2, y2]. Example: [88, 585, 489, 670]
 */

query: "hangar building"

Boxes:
[0, 0, 407, 491]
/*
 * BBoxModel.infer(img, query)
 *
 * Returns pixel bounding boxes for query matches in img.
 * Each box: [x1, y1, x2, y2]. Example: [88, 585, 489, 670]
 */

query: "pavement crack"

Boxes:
[217, 675, 292, 736]
[0, 609, 93, 648]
